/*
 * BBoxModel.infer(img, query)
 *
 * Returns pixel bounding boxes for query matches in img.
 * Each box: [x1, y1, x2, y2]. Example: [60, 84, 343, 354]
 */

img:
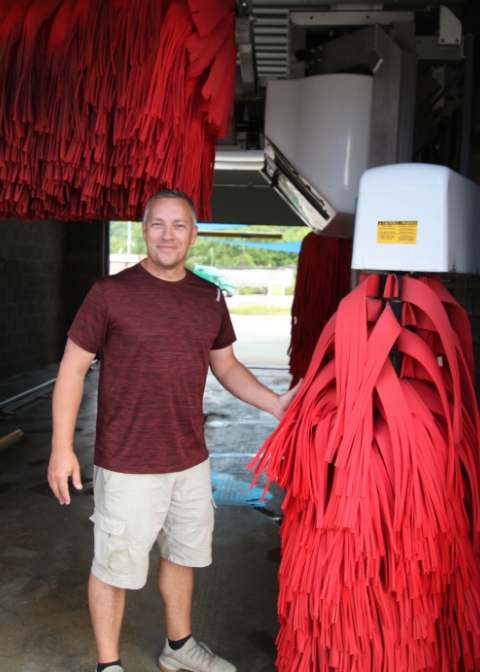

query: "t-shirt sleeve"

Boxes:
[67, 281, 108, 354]
[211, 294, 236, 350]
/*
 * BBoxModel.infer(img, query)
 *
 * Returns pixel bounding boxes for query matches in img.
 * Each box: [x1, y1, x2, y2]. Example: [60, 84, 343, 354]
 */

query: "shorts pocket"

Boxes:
[90, 511, 131, 575]
[90, 511, 125, 535]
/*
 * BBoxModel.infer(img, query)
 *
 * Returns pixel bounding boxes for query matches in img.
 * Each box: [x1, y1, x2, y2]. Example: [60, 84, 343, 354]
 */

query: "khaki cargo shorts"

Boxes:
[90, 458, 215, 589]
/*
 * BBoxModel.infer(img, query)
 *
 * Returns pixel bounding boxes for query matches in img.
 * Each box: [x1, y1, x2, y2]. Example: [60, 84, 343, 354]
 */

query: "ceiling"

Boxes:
[213, 0, 476, 226]
[238, 0, 469, 85]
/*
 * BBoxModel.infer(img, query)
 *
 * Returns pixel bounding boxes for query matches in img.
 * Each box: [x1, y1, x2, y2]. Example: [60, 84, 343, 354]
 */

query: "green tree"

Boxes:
[109, 222, 309, 268]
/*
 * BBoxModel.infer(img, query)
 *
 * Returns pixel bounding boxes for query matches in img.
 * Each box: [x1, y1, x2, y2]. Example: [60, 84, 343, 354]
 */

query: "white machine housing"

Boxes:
[352, 163, 480, 274]
[264, 73, 373, 234]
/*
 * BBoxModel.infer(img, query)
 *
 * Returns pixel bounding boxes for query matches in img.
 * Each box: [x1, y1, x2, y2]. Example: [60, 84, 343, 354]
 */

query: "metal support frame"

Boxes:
[251, 0, 464, 5]
[291, 11, 415, 28]
[439, 5, 462, 46]
[236, 17, 257, 96]
[459, 34, 475, 176]
[288, 23, 306, 79]
[0, 379, 56, 410]
[416, 5, 464, 62]
[322, 24, 417, 166]
[415, 37, 464, 61]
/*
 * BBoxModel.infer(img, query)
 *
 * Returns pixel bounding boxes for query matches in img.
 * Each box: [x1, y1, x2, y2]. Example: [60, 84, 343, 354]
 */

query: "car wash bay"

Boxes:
[0, 216, 292, 672]
[2, 2, 480, 671]
[3, 225, 479, 672]
[0, 359, 290, 672]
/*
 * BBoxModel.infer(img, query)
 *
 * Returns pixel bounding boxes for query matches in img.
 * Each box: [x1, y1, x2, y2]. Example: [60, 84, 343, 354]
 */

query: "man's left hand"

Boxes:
[274, 378, 303, 420]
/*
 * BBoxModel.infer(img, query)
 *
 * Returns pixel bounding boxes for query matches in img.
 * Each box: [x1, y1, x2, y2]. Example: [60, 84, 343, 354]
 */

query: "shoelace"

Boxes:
[249, 273, 480, 672]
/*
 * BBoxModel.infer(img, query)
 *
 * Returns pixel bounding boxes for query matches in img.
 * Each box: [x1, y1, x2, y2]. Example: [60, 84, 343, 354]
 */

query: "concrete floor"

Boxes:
[0, 364, 290, 672]
[229, 314, 290, 367]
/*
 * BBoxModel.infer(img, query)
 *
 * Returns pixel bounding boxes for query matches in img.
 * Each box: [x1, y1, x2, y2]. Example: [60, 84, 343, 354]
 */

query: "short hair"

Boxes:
[143, 189, 197, 224]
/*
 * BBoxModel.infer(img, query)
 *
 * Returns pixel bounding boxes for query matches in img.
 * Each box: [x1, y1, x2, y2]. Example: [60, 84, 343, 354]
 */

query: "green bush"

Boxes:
[110, 222, 309, 269]
[238, 286, 268, 295]
[229, 305, 291, 315]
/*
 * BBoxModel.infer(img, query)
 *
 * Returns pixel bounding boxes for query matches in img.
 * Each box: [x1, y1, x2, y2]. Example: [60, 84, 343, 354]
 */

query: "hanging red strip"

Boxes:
[289, 233, 352, 386]
[0, 0, 235, 220]
[250, 273, 480, 671]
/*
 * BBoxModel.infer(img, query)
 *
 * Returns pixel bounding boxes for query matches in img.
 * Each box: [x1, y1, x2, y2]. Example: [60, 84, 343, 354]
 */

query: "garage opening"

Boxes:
[109, 220, 309, 367]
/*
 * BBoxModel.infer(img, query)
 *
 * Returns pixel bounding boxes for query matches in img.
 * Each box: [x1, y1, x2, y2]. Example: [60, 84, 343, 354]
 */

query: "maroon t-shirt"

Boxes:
[68, 264, 236, 473]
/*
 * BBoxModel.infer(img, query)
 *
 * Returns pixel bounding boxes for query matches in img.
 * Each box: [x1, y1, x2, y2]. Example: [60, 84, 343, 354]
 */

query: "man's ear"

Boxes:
[190, 224, 198, 246]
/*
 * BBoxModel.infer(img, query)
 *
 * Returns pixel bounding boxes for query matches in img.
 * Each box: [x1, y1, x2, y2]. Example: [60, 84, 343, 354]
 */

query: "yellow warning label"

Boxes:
[377, 221, 418, 244]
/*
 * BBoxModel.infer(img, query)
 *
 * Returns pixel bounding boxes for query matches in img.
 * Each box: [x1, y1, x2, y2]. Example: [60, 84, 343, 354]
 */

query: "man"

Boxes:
[47, 190, 300, 672]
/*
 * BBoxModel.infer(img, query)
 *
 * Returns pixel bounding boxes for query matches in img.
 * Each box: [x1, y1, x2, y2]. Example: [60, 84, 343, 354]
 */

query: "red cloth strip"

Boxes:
[250, 273, 480, 671]
[0, 0, 236, 220]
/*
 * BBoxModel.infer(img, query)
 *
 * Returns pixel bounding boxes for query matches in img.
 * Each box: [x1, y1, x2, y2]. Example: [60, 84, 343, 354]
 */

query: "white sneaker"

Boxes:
[159, 637, 236, 672]
[94, 667, 124, 672]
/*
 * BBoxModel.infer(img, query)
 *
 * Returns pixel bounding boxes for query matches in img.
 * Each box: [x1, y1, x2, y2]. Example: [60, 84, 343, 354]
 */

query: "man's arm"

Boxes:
[209, 345, 301, 420]
[47, 338, 96, 505]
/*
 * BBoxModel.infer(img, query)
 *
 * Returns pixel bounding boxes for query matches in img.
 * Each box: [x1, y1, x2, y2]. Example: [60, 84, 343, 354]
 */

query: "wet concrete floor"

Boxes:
[0, 364, 290, 672]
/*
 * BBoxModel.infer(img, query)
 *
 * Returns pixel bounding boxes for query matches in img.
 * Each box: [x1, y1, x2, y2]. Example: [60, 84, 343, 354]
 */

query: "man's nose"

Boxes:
[161, 225, 174, 239]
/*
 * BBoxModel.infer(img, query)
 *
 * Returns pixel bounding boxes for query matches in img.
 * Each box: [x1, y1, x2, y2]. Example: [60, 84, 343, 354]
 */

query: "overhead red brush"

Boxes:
[0, 0, 235, 220]
[250, 273, 480, 672]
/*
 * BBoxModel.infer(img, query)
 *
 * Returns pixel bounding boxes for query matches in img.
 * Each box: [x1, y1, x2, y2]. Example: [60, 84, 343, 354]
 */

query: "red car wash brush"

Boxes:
[250, 164, 480, 671]
[0, 0, 235, 220]
[250, 272, 480, 672]
[289, 233, 352, 386]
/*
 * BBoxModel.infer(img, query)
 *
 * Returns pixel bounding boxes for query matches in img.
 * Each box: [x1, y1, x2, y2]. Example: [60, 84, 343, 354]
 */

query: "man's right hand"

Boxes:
[47, 450, 83, 505]
[48, 338, 94, 506]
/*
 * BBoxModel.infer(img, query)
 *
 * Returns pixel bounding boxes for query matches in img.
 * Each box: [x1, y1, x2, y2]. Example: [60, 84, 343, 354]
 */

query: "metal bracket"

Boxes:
[439, 5, 462, 46]
[416, 36, 464, 62]
[414, 6, 463, 61]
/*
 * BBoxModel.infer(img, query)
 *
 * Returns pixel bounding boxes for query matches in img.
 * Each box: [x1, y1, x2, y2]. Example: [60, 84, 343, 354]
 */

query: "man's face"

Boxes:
[142, 197, 197, 271]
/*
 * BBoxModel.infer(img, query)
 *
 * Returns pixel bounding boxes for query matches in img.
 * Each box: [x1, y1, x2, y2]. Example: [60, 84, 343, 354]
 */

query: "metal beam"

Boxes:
[254, 35, 289, 44]
[253, 45, 287, 51]
[252, 0, 464, 5]
[459, 34, 474, 176]
[253, 26, 289, 34]
[257, 66, 288, 72]
[256, 50, 289, 57]
[291, 10, 415, 27]
[256, 59, 288, 65]
[253, 18, 289, 25]
[198, 231, 282, 239]
[415, 36, 464, 61]
[236, 17, 257, 96]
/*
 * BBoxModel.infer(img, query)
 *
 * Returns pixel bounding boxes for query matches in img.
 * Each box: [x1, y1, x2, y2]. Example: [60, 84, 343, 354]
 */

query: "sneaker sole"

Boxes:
[159, 663, 190, 672]
[159, 659, 188, 672]
[159, 649, 237, 672]
[159, 661, 236, 672]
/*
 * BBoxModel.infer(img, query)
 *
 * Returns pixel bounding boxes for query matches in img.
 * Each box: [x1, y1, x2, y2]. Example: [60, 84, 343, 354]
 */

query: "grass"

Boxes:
[229, 305, 291, 315]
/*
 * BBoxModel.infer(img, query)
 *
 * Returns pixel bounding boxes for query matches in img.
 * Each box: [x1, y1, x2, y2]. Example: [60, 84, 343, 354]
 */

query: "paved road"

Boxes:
[230, 313, 291, 367]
